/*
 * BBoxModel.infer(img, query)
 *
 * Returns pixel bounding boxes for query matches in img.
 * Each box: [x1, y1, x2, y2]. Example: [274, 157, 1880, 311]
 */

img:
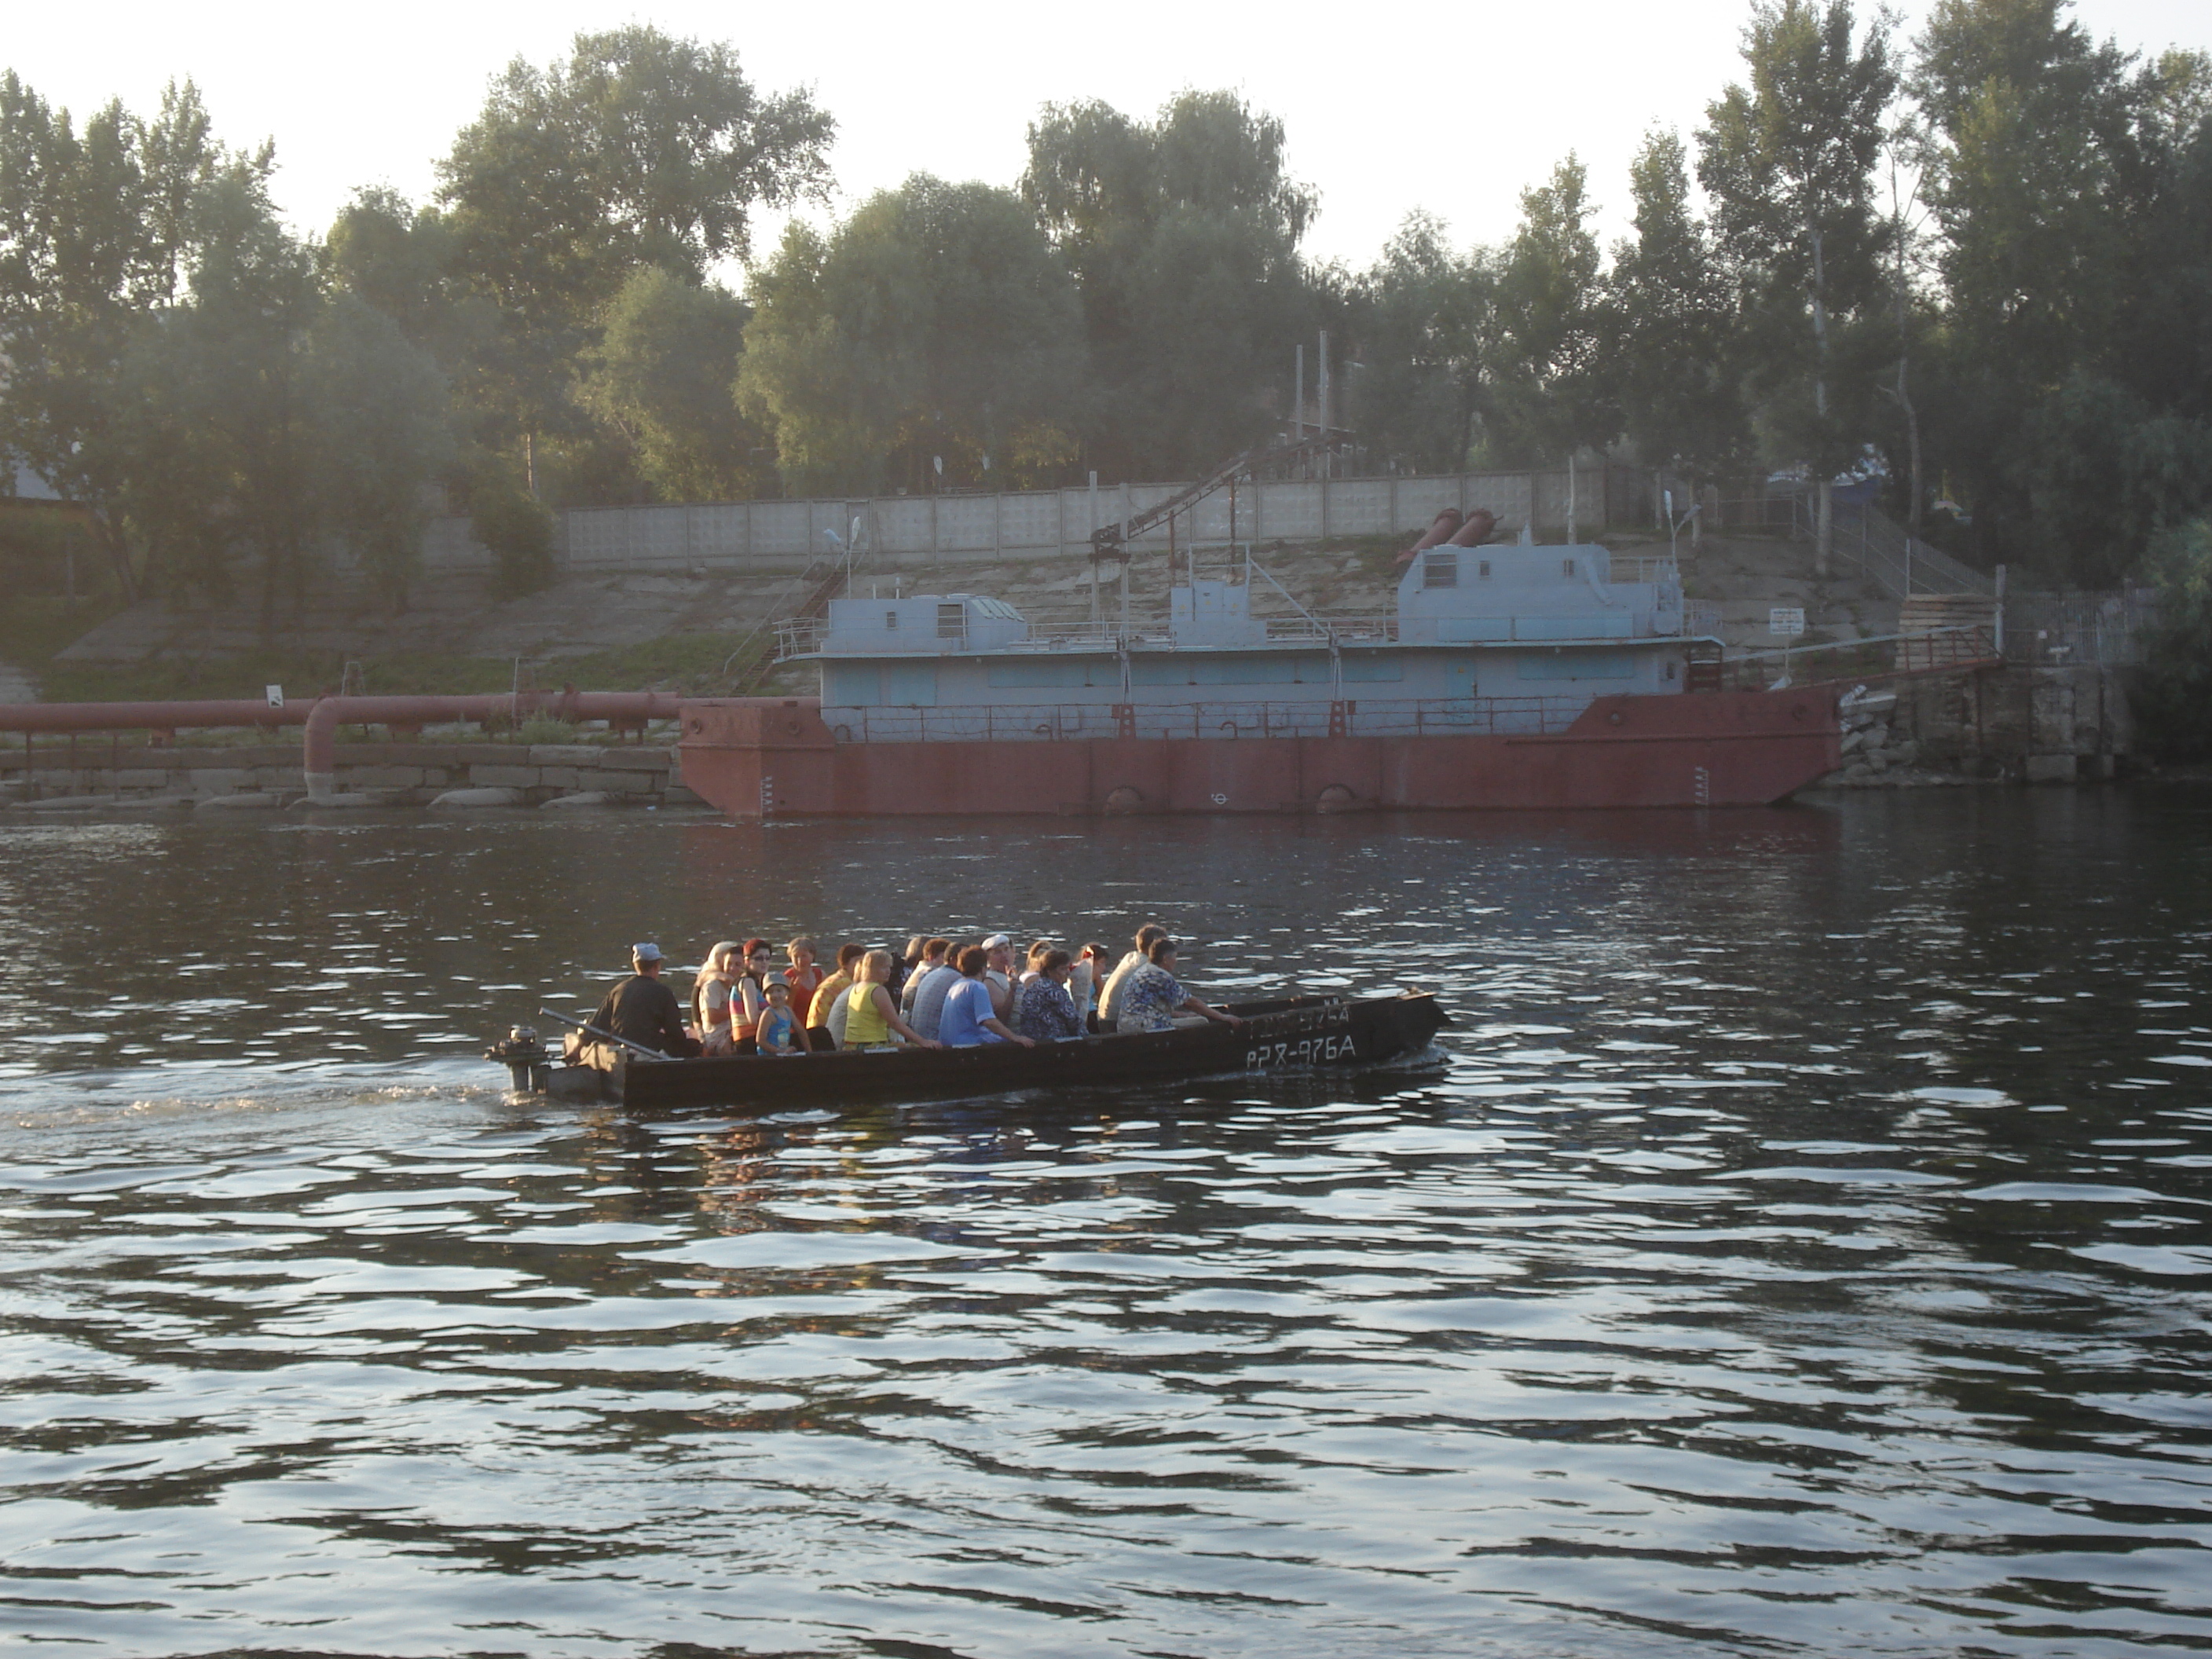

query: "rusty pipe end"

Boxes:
[302, 697, 342, 784]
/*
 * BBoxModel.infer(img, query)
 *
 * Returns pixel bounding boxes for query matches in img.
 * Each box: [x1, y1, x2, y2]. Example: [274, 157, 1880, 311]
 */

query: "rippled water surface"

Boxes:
[3, 794, 2210, 1657]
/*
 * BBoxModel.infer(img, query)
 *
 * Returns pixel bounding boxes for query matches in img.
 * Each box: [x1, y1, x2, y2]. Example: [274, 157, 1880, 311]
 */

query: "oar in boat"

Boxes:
[539, 1005, 669, 1062]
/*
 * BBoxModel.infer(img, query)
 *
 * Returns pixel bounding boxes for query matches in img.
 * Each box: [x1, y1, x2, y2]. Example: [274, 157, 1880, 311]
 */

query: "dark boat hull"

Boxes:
[546, 991, 1448, 1111]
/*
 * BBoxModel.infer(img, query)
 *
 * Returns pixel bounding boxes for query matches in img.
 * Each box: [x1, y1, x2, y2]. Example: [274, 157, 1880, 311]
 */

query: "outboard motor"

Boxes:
[484, 1026, 552, 1093]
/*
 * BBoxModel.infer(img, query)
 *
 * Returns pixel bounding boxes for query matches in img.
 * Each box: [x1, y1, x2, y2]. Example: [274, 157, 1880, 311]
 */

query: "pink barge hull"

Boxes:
[676, 691, 1841, 817]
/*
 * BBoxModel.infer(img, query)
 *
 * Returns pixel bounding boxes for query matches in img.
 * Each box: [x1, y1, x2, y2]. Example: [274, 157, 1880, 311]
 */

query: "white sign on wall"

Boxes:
[1769, 608, 1806, 637]
[265, 684, 284, 708]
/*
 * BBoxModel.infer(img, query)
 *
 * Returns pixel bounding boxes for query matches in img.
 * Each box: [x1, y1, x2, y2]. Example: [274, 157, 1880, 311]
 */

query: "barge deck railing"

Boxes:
[820, 696, 1599, 743]
[775, 607, 1716, 661]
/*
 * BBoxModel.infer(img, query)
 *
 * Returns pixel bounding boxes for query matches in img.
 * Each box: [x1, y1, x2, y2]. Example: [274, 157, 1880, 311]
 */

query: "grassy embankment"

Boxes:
[0, 595, 130, 685]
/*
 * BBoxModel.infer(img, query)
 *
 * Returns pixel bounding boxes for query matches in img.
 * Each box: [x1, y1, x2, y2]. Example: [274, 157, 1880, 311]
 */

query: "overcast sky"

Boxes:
[10, 0, 2210, 283]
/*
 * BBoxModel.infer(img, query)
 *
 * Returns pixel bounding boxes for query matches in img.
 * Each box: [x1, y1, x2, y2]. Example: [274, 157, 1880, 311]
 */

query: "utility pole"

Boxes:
[1318, 331, 1332, 480]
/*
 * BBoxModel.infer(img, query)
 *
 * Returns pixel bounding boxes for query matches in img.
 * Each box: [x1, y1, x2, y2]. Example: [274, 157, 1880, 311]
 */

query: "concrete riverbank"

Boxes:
[0, 666, 2141, 815]
[1809, 664, 2136, 789]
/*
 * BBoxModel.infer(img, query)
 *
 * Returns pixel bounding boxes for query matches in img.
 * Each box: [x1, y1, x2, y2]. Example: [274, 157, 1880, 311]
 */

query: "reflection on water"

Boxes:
[1, 793, 2209, 1657]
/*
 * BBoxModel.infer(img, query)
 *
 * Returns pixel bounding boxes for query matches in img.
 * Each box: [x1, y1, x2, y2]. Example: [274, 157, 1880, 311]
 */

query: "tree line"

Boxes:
[2, 0, 2210, 613]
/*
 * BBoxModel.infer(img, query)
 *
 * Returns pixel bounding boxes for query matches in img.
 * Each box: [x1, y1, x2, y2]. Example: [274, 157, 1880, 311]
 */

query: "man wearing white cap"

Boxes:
[587, 943, 701, 1057]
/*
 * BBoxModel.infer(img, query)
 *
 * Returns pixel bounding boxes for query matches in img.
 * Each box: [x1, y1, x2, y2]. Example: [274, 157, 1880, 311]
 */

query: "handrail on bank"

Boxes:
[1722, 625, 2001, 691]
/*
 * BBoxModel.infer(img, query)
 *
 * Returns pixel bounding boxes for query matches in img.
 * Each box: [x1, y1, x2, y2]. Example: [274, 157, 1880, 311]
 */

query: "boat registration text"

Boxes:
[1242, 1002, 1356, 1069]
[1245, 1033, 1360, 1068]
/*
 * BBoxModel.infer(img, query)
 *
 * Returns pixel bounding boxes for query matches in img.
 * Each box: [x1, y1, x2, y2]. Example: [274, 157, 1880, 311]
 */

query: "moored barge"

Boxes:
[678, 536, 1840, 817]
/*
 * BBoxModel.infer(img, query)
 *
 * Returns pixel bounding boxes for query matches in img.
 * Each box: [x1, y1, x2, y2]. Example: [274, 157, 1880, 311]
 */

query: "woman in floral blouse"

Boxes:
[1015, 948, 1085, 1041]
[1115, 938, 1243, 1035]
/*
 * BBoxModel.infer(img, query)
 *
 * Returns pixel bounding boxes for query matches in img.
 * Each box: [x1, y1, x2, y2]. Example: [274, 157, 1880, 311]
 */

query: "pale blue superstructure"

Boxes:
[777, 539, 1709, 741]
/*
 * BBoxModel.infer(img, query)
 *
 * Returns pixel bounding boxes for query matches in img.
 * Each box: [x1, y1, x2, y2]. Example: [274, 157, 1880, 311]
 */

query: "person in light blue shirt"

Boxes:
[904, 938, 956, 1039]
[938, 946, 1034, 1049]
[754, 982, 804, 1056]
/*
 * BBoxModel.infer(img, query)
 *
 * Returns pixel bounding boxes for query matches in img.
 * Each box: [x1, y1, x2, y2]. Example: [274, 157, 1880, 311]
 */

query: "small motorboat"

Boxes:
[487, 991, 1448, 1111]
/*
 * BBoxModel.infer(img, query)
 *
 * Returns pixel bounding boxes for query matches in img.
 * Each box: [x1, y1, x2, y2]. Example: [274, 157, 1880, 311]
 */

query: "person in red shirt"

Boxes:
[787, 937, 836, 1053]
[783, 936, 828, 1048]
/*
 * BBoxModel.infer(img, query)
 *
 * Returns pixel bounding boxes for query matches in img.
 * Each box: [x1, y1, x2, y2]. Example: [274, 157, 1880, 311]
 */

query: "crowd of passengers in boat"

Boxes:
[586, 925, 1243, 1060]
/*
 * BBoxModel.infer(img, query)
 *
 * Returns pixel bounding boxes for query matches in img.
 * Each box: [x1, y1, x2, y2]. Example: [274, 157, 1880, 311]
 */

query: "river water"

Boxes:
[1, 794, 2208, 1658]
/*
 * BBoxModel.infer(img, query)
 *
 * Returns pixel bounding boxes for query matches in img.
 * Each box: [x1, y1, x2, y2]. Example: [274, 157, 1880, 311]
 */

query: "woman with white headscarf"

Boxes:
[693, 941, 742, 1056]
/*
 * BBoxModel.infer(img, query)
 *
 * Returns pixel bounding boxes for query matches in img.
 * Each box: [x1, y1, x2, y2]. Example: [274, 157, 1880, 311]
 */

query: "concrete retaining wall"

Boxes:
[1820, 665, 2136, 788]
[0, 742, 702, 811]
[1895, 665, 2133, 779]
[412, 466, 1651, 579]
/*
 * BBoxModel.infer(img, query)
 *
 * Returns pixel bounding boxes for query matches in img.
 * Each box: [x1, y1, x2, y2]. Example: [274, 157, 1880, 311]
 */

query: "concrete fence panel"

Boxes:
[411, 467, 1651, 578]
[939, 495, 998, 553]
[1327, 479, 1397, 538]
[1004, 491, 1064, 551]
[745, 500, 800, 558]
[870, 496, 929, 555]
[1396, 478, 1461, 526]
[1471, 476, 1539, 529]
[1258, 479, 1324, 542]
[692, 503, 749, 558]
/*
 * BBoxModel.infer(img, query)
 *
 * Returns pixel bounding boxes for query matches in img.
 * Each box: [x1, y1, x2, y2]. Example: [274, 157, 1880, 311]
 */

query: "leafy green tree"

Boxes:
[310, 295, 453, 609]
[583, 266, 771, 501]
[469, 464, 557, 595]
[1486, 156, 1613, 467]
[1912, 0, 2212, 577]
[1870, 116, 1940, 531]
[2126, 57, 2212, 426]
[1916, 0, 2140, 386]
[1350, 213, 1497, 473]
[1698, 0, 1897, 573]
[110, 181, 443, 617]
[325, 186, 432, 298]
[2015, 375, 2212, 588]
[0, 73, 264, 599]
[150, 177, 325, 623]
[738, 175, 1085, 496]
[1023, 91, 1315, 478]
[2133, 515, 2212, 755]
[325, 185, 511, 478]
[1608, 130, 1749, 487]
[326, 188, 462, 350]
[434, 25, 834, 483]
[441, 25, 833, 294]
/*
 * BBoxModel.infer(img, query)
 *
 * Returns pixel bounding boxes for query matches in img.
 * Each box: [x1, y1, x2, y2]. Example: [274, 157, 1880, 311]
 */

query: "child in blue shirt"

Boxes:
[756, 982, 804, 1055]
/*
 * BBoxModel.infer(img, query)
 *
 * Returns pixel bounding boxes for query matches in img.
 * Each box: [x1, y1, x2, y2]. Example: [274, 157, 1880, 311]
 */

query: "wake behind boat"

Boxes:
[490, 990, 1448, 1110]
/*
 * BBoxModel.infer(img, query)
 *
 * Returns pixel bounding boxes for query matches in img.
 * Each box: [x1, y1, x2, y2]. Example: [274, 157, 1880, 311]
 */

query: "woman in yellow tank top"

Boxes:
[843, 950, 939, 1049]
